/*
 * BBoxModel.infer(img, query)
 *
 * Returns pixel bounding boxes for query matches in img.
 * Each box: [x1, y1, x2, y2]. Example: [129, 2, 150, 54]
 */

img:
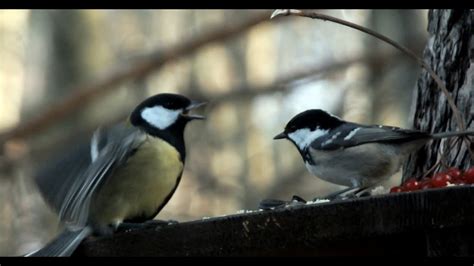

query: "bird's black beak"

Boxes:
[274, 132, 287, 140]
[182, 101, 207, 120]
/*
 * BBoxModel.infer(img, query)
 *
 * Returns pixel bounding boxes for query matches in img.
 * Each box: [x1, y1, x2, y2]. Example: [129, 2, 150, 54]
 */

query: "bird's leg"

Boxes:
[291, 195, 307, 203]
[318, 178, 381, 200]
[258, 195, 307, 210]
[322, 186, 373, 200]
[352, 186, 373, 197]
[91, 224, 116, 237]
[349, 182, 385, 198]
[317, 187, 358, 201]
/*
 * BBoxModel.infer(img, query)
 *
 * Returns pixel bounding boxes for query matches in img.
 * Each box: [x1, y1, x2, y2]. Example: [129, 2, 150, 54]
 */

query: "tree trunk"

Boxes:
[403, 10, 473, 181]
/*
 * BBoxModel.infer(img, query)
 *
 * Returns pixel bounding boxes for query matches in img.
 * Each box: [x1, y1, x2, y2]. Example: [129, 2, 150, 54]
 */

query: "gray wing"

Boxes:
[50, 123, 145, 228]
[35, 138, 94, 214]
[312, 123, 431, 151]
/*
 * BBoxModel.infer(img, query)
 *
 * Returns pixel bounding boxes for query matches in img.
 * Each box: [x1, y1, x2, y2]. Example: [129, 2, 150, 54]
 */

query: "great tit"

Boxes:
[26, 93, 206, 257]
[270, 109, 474, 202]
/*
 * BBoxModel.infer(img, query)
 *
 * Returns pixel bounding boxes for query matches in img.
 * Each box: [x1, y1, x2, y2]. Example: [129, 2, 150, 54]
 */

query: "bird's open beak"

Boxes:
[182, 100, 207, 120]
[273, 132, 287, 140]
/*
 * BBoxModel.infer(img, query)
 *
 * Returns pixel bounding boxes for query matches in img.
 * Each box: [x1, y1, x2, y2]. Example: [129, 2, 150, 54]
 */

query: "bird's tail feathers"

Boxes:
[24, 226, 92, 257]
[432, 131, 474, 139]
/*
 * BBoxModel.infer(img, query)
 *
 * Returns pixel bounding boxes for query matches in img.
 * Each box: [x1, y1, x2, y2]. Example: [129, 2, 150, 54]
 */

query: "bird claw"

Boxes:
[93, 225, 116, 237]
[259, 195, 307, 210]
[258, 198, 288, 210]
[270, 9, 290, 19]
[291, 195, 307, 203]
[320, 190, 371, 202]
[341, 192, 358, 199]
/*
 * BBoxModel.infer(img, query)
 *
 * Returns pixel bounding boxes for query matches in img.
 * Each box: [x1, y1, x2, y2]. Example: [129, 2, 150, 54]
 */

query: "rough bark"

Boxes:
[403, 10, 473, 181]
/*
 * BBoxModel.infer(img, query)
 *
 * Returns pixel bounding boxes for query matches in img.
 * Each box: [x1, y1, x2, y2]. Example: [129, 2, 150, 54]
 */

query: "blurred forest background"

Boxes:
[0, 9, 428, 256]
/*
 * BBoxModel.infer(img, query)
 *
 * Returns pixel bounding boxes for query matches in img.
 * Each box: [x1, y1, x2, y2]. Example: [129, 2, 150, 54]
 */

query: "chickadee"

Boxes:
[27, 93, 206, 257]
[271, 109, 474, 202]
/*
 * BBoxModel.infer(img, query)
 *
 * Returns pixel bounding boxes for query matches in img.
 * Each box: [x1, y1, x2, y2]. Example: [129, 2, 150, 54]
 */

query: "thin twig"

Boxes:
[271, 9, 473, 160]
[422, 137, 463, 178]
[271, 10, 466, 131]
[0, 11, 271, 145]
[422, 161, 442, 179]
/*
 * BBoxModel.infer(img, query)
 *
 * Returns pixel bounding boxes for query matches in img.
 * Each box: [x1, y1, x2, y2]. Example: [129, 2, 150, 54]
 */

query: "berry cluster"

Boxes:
[390, 167, 474, 193]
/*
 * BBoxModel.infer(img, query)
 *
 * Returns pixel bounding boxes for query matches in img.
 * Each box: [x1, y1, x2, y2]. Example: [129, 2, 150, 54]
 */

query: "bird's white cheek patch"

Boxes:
[141, 106, 181, 130]
[288, 128, 329, 150]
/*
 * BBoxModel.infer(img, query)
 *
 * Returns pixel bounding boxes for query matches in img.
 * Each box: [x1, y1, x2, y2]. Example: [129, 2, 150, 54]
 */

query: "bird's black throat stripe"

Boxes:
[140, 122, 187, 162]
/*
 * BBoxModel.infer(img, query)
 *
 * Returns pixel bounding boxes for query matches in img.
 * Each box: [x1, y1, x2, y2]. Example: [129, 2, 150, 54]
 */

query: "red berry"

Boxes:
[420, 179, 433, 190]
[390, 186, 403, 193]
[452, 179, 466, 185]
[435, 172, 452, 181]
[446, 168, 462, 180]
[465, 166, 474, 175]
[404, 178, 420, 191]
[463, 167, 474, 183]
[431, 173, 452, 188]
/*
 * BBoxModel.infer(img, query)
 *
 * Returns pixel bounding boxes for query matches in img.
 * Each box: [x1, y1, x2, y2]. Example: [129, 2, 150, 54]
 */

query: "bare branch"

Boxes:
[270, 9, 467, 136]
[3, 51, 400, 170]
[203, 51, 399, 104]
[0, 11, 272, 145]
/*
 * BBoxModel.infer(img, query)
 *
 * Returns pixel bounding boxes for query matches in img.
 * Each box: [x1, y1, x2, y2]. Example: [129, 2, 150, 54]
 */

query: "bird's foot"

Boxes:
[339, 192, 359, 200]
[291, 195, 307, 203]
[317, 186, 373, 201]
[357, 190, 372, 197]
[91, 225, 116, 237]
[258, 195, 307, 210]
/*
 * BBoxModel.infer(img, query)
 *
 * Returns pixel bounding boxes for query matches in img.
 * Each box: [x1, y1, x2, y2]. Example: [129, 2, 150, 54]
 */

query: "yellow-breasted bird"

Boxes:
[27, 93, 206, 256]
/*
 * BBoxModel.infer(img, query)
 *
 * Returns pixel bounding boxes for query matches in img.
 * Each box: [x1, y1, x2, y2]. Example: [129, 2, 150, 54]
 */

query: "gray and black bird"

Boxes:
[27, 93, 206, 256]
[263, 109, 474, 207]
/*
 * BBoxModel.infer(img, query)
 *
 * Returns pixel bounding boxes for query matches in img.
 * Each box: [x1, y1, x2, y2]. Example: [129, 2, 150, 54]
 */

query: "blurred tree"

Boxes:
[366, 10, 425, 126]
[0, 11, 93, 256]
[23, 10, 94, 159]
[23, 10, 89, 118]
[403, 10, 473, 181]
